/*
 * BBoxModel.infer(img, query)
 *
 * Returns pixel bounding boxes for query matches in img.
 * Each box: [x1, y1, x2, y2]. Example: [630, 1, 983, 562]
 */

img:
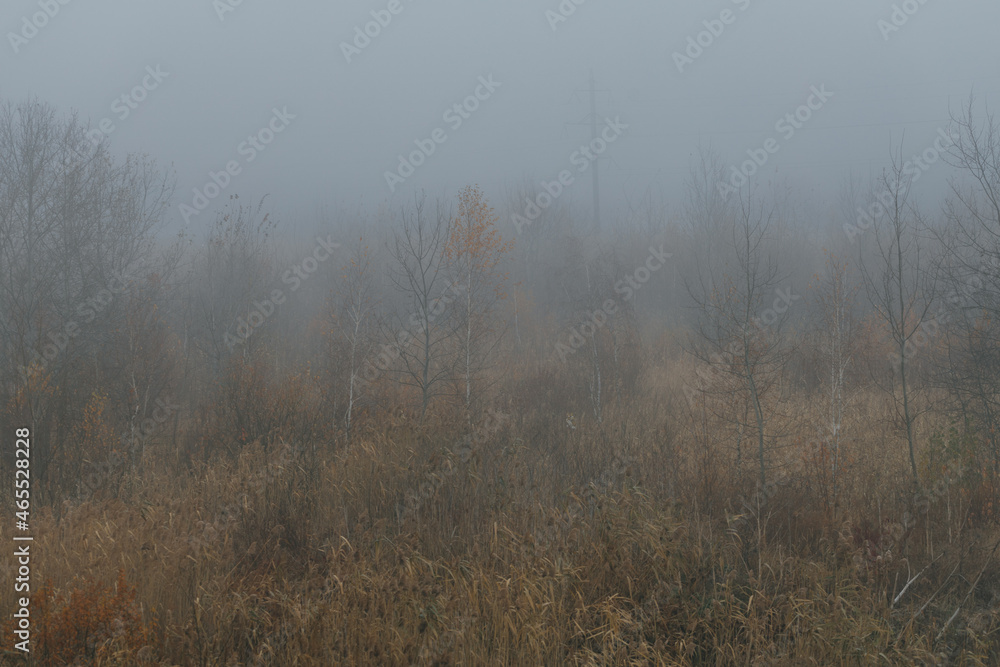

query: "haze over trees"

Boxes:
[5, 69, 1000, 667]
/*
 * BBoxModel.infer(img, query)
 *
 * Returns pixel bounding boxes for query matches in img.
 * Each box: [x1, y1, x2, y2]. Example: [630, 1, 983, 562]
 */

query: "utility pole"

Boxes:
[566, 70, 613, 234]
[589, 68, 601, 232]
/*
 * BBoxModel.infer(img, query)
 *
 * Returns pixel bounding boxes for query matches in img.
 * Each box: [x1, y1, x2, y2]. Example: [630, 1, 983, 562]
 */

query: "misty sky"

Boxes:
[2, 0, 998, 233]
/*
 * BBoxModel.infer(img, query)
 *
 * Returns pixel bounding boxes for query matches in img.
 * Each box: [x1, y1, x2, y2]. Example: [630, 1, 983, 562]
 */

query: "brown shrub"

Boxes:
[1, 569, 155, 666]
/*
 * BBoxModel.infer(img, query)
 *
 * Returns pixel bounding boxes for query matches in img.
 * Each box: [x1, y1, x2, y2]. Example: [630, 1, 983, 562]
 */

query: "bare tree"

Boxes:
[858, 146, 938, 483]
[688, 185, 788, 488]
[0, 98, 172, 500]
[935, 95, 1000, 471]
[185, 195, 276, 376]
[384, 195, 458, 420]
[683, 145, 734, 296]
[332, 238, 377, 445]
[812, 251, 861, 505]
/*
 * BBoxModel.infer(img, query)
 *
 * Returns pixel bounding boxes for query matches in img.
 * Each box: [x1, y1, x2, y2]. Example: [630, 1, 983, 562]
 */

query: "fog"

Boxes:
[7, 2, 1000, 663]
[4, 0, 997, 230]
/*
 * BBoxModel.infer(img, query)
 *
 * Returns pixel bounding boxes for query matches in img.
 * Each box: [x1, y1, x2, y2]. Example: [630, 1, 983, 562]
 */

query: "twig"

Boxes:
[893, 552, 943, 608]
[934, 536, 1000, 644]
[895, 561, 960, 646]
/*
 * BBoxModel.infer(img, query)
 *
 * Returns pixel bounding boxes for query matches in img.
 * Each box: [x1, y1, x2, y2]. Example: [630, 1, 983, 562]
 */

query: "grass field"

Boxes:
[3, 334, 999, 666]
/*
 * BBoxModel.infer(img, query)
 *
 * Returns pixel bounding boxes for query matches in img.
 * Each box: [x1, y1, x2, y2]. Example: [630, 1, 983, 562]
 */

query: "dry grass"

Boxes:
[3, 343, 1000, 665]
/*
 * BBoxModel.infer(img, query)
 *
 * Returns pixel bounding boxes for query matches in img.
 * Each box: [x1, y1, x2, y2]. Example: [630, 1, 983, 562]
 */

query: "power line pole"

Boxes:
[567, 70, 612, 234]
[589, 68, 601, 232]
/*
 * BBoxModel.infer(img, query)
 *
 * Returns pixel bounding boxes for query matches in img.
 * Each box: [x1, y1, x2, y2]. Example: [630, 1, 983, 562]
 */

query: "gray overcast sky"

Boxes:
[3, 0, 999, 232]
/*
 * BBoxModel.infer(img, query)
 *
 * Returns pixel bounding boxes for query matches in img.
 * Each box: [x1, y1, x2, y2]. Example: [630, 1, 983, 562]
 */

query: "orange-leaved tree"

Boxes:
[445, 185, 513, 418]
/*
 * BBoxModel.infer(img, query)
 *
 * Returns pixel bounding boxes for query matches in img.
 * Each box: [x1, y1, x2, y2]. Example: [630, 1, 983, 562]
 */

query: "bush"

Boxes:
[10, 569, 156, 665]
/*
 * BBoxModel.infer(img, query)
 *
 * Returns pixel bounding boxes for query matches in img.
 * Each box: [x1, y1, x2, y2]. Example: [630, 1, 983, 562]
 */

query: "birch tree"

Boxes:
[688, 186, 788, 488]
[858, 149, 937, 484]
[445, 185, 512, 418]
[334, 238, 376, 445]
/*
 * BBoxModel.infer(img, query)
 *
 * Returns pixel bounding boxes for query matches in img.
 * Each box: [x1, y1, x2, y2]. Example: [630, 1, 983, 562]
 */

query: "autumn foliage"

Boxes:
[2, 570, 154, 665]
